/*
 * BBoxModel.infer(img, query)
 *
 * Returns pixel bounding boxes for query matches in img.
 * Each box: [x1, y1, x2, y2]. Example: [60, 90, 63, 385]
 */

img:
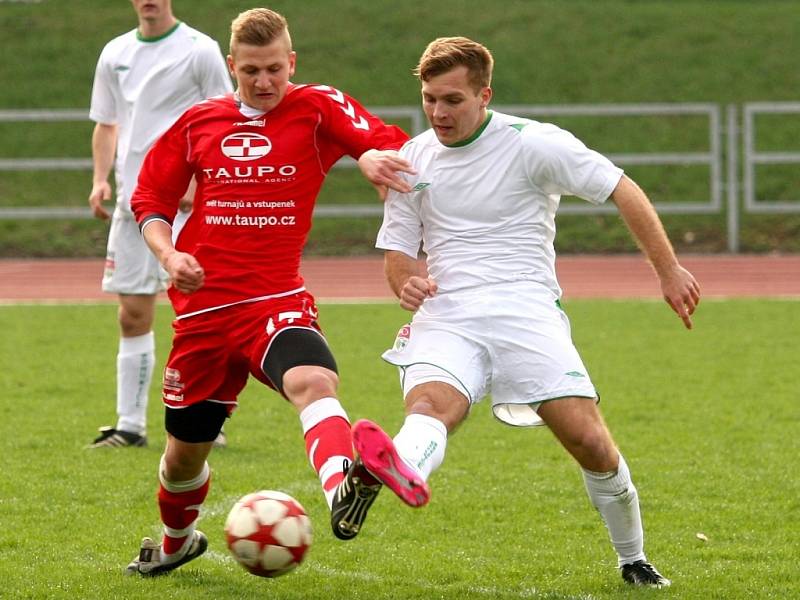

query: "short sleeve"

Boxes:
[521, 123, 623, 205]
[88, 48, 117, 125]
[193, 39, 234, 99]
[376, 187, 423, 259]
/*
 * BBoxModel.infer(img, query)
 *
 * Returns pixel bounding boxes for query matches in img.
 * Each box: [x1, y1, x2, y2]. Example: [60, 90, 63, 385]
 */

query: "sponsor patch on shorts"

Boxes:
[393, 324, 411, 351]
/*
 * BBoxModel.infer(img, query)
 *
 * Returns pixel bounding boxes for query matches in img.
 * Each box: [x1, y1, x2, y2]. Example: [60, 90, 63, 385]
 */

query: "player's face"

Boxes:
[421, 65, 491, 145]
[228, 38, 296, 113]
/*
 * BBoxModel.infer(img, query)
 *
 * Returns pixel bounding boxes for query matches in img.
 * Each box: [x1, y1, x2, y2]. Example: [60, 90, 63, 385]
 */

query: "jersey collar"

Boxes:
[136, 20, 181, 43]
[444, 110, 493, 148]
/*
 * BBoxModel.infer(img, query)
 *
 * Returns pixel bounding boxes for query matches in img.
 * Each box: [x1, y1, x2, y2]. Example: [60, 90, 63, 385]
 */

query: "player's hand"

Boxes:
[358, 149, 416, 200]
[399, 276, 437, 312]
[163, 250, 205, 294]
[660, 264, 700, 329]
[88, 181, 113, 220]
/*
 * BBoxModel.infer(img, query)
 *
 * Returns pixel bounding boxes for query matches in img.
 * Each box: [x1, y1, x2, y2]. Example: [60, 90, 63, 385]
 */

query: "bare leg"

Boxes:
[538, 397, 646, 568]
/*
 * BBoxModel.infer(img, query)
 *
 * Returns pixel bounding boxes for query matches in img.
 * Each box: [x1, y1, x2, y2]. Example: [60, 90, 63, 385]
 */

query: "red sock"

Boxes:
[158, 474, 210, 555]
[305, 416, 353, 498]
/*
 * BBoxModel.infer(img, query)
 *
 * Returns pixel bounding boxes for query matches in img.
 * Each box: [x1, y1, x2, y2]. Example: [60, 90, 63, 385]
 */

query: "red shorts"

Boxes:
[161, 291, 323, 412]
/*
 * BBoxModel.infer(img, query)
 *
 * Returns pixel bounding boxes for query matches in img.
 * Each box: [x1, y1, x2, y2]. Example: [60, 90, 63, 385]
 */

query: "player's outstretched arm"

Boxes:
[384, 250, 436, 312]
[358, 149, 416, 200]
[611, 175, 701, 329]
[141, 220, 204, 294]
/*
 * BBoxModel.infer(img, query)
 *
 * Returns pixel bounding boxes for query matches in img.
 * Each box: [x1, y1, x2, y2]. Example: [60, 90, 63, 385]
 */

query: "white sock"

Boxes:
[116, 332, 155, 435]
[299, 397, 351, 509]
[392, 413, 448, 481]
[298, 397, 350, 434]
[582, 454, 646, 567]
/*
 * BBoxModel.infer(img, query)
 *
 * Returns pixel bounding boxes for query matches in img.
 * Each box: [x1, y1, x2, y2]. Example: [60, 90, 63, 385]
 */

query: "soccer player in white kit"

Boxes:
[348, 37, 701, 588]
[87, 0, 232, 448]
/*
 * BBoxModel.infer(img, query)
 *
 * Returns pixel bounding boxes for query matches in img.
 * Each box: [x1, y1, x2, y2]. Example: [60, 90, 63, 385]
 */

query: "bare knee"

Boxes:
[118, 295, 155, 337]
[163, 436, 211, 481]
[406, 383, 468, 432]
[566, 425, 619, 472]
[282, 366, 338, 411]
[538, 398, 619, 472]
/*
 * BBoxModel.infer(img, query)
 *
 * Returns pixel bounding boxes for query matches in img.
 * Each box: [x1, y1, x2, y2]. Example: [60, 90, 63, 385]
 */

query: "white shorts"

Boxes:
[382, 282, 598, 427]
[102, 207, 168, 295]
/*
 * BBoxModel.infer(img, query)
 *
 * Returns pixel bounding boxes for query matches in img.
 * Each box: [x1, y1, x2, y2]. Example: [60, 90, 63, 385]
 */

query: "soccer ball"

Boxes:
[224, 490, 312, 578]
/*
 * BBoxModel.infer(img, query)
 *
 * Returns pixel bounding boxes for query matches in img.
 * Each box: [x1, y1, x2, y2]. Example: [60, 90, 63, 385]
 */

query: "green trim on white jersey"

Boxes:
[136, 21, 181, 43]
[444, 110, 494, 148]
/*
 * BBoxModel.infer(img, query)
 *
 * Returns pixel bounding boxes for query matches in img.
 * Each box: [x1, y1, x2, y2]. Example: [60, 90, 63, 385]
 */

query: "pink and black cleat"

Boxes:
[352, 419, 430, 508]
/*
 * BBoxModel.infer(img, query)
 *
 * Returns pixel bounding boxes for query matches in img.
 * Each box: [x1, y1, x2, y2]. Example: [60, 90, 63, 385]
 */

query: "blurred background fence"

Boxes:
[2, 103, 799, 253]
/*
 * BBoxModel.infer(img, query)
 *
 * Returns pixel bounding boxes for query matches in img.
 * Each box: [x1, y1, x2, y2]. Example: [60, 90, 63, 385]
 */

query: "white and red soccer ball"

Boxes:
[224, 490, 312, 578]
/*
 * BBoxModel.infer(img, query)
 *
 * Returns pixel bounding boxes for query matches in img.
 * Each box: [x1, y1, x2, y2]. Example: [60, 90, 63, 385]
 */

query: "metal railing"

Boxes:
[494, 103, 722, 216]
[2, 104, 799, 252]
[742, 102, 800, 213]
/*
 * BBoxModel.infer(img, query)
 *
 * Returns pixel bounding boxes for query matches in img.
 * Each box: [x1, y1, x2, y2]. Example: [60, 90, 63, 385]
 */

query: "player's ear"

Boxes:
[480, 87, 492, 108]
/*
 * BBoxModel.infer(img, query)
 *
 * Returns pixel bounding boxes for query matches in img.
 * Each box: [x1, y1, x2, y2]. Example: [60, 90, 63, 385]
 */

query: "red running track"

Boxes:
[0, 255, 798, 303]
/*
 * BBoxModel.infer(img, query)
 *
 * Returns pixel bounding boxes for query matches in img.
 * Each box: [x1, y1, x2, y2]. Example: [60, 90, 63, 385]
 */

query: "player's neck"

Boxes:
[138, 15, 178, 40]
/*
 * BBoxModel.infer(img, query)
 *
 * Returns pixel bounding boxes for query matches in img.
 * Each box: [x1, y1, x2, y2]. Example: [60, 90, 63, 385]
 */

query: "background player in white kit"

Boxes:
[87, 0, 232, 448]
[347, 37, 701, 588]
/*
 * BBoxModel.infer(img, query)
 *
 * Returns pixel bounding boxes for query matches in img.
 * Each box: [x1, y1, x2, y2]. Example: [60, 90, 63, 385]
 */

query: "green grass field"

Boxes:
[0, 299, 797, 599]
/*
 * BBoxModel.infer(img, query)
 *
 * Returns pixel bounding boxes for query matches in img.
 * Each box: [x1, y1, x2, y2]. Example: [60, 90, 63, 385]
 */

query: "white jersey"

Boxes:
[89, 21, 232, 213]
[376, 111, 623, 297]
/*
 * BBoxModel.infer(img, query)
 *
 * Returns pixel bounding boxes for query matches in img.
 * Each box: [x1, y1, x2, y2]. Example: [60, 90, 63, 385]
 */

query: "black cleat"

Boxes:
[621, 560, 671, 588]
[124, 531, 208, 577]
[87, 426, 147, 448]
[330, 458, 382, 540]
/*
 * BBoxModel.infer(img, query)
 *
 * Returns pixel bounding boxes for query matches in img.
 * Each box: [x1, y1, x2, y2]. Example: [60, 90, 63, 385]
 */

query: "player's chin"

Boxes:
[433, 129, 456, 144]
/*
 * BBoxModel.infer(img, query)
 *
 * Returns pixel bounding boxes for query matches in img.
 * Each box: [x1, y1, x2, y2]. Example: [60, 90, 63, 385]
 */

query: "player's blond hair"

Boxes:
[230, 8, 291, 54]
[414, 37, 493, 91]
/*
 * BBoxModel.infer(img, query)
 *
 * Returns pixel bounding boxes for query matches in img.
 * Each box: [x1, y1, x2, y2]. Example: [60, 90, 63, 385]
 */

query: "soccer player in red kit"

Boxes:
[124, 8, 414, 576]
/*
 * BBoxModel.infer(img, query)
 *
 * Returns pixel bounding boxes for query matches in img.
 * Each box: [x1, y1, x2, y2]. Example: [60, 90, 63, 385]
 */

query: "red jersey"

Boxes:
[131, 86, 408, 317]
